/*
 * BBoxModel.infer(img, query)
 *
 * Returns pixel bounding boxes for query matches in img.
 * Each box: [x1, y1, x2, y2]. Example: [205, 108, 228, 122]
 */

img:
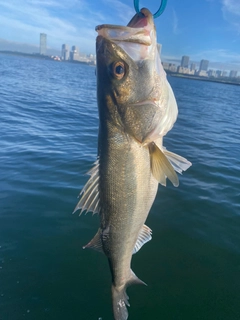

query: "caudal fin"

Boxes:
[111, 270, 146, 320]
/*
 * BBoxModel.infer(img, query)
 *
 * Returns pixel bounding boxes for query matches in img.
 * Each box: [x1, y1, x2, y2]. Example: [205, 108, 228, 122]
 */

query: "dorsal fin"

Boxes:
[148, 142, 179, 187]
[133, 224, 152, 254]
[73, 160, 100, 215]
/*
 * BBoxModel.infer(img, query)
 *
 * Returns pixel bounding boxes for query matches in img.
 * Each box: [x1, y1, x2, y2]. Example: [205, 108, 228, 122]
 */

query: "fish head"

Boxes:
[96, 8, 178, 143]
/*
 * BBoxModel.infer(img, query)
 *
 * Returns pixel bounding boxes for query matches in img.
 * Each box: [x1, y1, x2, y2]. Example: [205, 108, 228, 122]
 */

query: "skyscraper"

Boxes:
[70, 45, 80, 61]
[40, 33, 47, 55]
[229, 70, 238, 78]
[62, 44, 69, 61]
[181, 56, 189, 68]
[199, 59, 209, 71]
[190, 63, 196, 71]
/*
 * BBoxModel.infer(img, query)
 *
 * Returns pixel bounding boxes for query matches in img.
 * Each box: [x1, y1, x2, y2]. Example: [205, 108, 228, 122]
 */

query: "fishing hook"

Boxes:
[133, 0, 167, 18]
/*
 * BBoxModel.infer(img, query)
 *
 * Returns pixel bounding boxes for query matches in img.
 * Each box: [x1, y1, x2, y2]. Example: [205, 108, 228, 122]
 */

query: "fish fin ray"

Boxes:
[132, 224, 152, 254]
[149, 142, 179, 187]
[163, 149, 192, 174]
[73, 160, 100, 215]
[83, 228, 103, 253]
[111, 271, 146, 320]
[112, 285, 129, 320]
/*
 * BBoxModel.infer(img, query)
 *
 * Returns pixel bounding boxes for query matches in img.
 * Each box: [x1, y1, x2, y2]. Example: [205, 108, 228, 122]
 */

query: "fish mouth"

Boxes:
[95, 8, 156, 61]
[95, 8, 154, 46]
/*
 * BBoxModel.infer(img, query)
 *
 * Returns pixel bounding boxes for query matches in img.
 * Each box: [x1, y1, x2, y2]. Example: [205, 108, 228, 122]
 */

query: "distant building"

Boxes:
[62, 44, 69, 61]
[162, 62, 177, 72]
[70, 45, 80, 61]
[216, 70, 222, 77]
[190, 63, 196, 71]
[177, 66, 190, 74]
[40, 33, 47, 55]
[222, 71, 228, 77]
[208, 69, 217, 77]
[181, 56, 189, 68]
[229, 70, 238, 78]
[199, 59, 209, 71]
[198, 70, 208, 77]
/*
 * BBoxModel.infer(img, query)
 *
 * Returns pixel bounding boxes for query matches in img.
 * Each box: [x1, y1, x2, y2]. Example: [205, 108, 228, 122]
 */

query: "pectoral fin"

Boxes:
[163, 149, 192, 174]
[149, 142, 179, 187]
[133, 224, 152, 254]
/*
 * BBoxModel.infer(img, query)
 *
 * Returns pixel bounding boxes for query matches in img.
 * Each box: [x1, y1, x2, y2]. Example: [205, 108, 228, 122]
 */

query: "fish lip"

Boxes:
[95, 8, 153, 32]
[127, 8, 153, 28]
[95, 9, 154, 46]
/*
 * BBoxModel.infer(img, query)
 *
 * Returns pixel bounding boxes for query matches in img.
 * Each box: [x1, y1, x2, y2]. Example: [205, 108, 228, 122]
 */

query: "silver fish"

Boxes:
[74, 8, 191, 320]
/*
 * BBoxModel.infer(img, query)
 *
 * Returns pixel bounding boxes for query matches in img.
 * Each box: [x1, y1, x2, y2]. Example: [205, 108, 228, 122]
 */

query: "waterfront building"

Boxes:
[190, 63, 196, 71]
[229, 70, 238, 78]
[199, 59, 209, 71]
[168, 63, 177, 72]
[198, 70, 208, 77]
[181, 56, 189, 68]
[162, 62, 170, 70]
[70, 45, 80, 61]
[40, 33, 47, 55]
[177, 66, 190, 74]
[216, 70, 223, 77]
[61, 44, 69, 61]
[208, 69, 217, 77]
[222, 71, 228, 77]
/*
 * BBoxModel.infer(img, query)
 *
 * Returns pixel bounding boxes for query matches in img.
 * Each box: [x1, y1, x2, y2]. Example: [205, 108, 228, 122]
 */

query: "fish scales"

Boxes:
[74, 7, 192, 320]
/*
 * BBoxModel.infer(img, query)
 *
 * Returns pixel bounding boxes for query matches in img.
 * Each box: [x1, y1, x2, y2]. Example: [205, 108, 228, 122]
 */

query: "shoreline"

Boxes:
[0, 50, 95, 66]
[166, 71, 240, 86]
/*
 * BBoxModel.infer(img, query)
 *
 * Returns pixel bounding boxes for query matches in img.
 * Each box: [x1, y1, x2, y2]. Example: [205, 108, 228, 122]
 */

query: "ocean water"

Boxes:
[0, 54, 240, 320]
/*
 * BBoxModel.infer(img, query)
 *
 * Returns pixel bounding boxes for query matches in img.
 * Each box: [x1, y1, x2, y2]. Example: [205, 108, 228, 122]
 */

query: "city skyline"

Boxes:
[162, 55, 239, 79]
[0, 0, 239, 72]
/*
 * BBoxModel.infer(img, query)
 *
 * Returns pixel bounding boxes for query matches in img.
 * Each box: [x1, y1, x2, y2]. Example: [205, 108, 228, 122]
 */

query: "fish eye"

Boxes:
[112, 61, 125, 80]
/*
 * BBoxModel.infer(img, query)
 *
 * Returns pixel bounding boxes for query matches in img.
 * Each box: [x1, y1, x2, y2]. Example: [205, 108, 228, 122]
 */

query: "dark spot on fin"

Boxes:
[149, 142, 179, 187]
[132, 224, 152, 254]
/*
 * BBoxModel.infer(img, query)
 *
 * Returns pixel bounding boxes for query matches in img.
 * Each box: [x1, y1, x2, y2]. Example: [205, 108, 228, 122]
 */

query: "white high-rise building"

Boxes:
[40, 33, 47, 55]
[62, 44, 69, 61]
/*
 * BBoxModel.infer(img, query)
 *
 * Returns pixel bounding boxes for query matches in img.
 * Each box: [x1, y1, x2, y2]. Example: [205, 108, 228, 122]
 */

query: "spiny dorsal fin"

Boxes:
[83, 228, 103, 253]
[73, 159, 100, 215]
[149, 142, 179, 187]
[133, 224, 152, 254]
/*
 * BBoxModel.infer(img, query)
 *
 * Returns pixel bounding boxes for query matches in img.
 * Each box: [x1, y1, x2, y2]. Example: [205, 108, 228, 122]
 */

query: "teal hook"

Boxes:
[134, 0, 168, 18]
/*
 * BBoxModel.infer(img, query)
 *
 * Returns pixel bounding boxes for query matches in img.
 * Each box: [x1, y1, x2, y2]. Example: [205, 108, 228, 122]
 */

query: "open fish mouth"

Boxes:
[96, 8, 156, 60]
[95, 8, 154, 44]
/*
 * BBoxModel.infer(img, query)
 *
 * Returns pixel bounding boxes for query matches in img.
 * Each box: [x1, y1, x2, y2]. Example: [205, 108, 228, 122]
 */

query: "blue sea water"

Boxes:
[0, 54, 240, 320]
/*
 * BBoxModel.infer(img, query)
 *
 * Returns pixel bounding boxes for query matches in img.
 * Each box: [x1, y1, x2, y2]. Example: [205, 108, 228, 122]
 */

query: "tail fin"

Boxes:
[111, 270, 146, 320]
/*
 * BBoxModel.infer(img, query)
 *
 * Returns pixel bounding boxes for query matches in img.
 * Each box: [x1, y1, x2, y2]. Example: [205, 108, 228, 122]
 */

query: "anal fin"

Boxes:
[133, 224, 152, 254]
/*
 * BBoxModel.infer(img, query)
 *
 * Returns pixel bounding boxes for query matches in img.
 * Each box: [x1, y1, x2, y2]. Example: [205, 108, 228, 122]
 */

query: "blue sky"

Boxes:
[0, 0, 239, 71]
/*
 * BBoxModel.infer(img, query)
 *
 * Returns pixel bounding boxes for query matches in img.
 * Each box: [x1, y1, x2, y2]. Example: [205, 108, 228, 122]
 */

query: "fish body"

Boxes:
[74, 8, 191, 320]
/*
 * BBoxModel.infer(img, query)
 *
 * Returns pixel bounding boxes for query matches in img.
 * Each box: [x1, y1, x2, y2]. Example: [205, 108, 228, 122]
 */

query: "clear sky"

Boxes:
[0, 0, 239, 71]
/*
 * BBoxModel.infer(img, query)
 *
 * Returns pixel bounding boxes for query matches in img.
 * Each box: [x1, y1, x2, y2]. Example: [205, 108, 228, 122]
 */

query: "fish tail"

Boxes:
[111, 270, 146, 320]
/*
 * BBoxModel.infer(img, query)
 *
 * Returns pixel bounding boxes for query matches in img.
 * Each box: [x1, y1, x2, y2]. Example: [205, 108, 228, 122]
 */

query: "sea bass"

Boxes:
[74, 8, 191, 320]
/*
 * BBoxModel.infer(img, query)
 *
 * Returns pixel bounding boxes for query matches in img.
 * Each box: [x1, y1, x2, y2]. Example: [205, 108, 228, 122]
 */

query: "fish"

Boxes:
[74, 8, 192, 320]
